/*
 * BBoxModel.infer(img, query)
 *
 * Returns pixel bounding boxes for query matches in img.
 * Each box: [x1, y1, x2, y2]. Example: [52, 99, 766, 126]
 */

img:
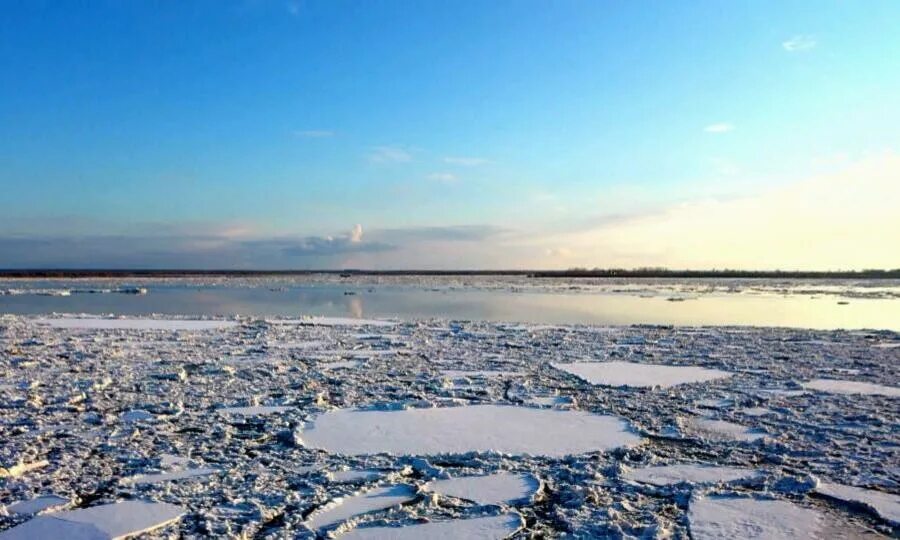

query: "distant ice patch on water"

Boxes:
[689, 496, 822, 540]
[624, 464, 760, 487]
[338, 513, 523, 539]
[0, 501, 185, 540]
[423, 472, 540, 505]
[552, 361, 731, 389]
[34, 317, 236, 331]
[815, 482, 900, 526]
[303, 485, 416, 532]
[270, 317, 397, 327]
[802, 379, 900, 397]
[299, 404, 642, 457]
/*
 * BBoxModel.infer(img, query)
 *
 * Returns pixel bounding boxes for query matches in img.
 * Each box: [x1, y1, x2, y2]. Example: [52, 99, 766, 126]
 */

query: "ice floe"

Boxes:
[623, 464, 760, 487]
[552, 361, 731, 388]
[338, 513, 524, 539]
[120, 467, 218, 485]
[326, 469, 384, 484]
[815, 482, 900, 526]
[683, 417, 766, 442]
[688, 496, 822, 539]
[270, 317, 397, 327]
[33, 317, 236, 330]
[2, 496, 69, 515]
[303, 485, 416, 532]
[299, 404, 642, 457]
[802, 379, 900, 397]
[218, 405, 291, 416]
[0, 501, 185, 540]
[423, 472, 540, 505]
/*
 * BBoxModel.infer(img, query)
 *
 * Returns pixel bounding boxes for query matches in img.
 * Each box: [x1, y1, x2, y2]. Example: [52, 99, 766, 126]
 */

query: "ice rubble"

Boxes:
[815, 482, 900, 526]
[802, 379, 900, 397]
[688, 496, 823, 539]
[623, 464, 761, 487]
[298, 405, 642, 457]
[552, 361, 731, 388]
[269, 316, 397, 327]
[423, 472, 540, 505]
[337, 513, 524, 539]
[0, 501, 185, 540]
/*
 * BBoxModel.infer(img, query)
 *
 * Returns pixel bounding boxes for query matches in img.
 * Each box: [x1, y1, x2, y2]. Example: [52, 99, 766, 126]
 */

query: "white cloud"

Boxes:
[349, 224, 363, 243]
[443, 156, 488, 166]
[294, 130, 334, 138]
[427, 172, 457, 183]
[704, 123, 734, 134]
[782, 35, 817, 52]
[369, 146, 413, 163]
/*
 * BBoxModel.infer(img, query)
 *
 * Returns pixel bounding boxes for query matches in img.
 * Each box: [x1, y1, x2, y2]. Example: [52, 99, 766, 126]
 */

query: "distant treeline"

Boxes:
[1, 268, 899, 279]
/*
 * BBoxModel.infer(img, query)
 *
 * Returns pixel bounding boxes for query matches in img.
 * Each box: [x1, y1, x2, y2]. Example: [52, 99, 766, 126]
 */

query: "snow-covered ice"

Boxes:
[33, 317, 236, 330]
[683, 417, 767, 442]
[423, 472, 540, 505]
[338, 513, 524, 539]
[552, 361, 731, 388]
[299, 405, 642, 457]
[2, 496, 69, 515]
[623, 464, 760, 487]
[802, 379, 900, 397]
[688, 496, 823, 539]
[269, 317, 397, 327]
[218, 405, 291, 415]
[303, 485, 416, 532]
[0, 501, 185, 540]
[815, 482, 900, 526]
[120, 467, 218, 485]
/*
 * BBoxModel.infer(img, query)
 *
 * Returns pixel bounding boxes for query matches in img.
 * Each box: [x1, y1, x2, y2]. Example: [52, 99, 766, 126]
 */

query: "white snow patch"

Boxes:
[326, 470, 384, 484]
[815, 482, 900, 526]
[552, 361, 731, 389]
[740, 407, 775, 417]
[338, 513, 523, 539]
[423, 472, 540, 505]
[623, 464, 760, 487]
[299, 404, 641, 457]
[322, 360, 363, 370]
[34, 318, 236, 331]
[303, 485, 416, 532]
[802, 379, 900, 397]
[689, 496, 822, 540]
[0, 500, 185, 540]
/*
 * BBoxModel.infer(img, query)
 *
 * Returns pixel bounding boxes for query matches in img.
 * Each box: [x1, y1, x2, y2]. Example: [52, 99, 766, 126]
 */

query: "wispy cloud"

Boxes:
[443, 156, 488, 167]
[704, 123, 734, 134]
[782, 35, 817, 52]
[294, 130, 334, 138]
[426, 172, 457, 183]
[374, 225, 505, 242]
[368, 146, 413, 163]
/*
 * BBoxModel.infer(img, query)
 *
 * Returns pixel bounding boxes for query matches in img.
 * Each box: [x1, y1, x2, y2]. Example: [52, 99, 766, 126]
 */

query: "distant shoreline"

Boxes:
[1, 269, 898, 279]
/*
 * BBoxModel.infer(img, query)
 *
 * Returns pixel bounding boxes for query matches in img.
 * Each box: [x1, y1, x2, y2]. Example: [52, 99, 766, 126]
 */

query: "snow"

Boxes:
[439, 370, 521, 380]
[303, 485, 416, 532]
[338, 513, 524, 540]
[120, 467, 218, 485]
[552, 361, 731, 388]
[34, 318, 236, 330]
[299, 405, 642, 457]
[688, 496, 823, 540]
[423, 472, 540, 505]
[326, 470, 384, 484]
[270, 317, 397, 327]
[218, 405, 291, 416]
[815, 482, 900, 526]
[740, 407, 775, 417]
[684, 417, 766, 442]
[322, 360, 363, 370]
[0, 501, 185, 540]
[3, 496, 69, 515]
[623, 464, 760, 487]
[802, 379, 900, 397]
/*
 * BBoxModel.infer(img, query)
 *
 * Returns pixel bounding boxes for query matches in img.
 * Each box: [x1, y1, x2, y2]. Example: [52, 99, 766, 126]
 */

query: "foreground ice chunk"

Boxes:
[0, 501, 185, 540]
[270, 317, 397, 327]
[299, 405, 641, 457]
[338, 513, 524, 539]
[802, 379, 900, 397]
[3, 495, 69, 515]
[34, 318, 236, 330]
[423, 472, 540, 505]
[815, 482, 900, 525]
[121, 467, 218, 485]
[623, 464, 760, 487]
[303, 485, 416, 532]
[689, 496, 822, 539]
[552, 361, 731, 388]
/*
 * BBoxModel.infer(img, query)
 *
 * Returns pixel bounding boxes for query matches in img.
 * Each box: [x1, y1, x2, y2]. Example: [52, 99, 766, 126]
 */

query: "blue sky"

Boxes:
[2, 1, 899, 269]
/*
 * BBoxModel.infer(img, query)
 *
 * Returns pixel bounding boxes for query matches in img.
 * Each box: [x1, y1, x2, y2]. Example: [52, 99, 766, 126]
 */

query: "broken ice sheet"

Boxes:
[337, 513, 524, 539]
[802, 379, 900, 397]
[623, 464, 761, 487]
[423, 472, 540, 505]
[552, 361, 731, 388]
[0, 501, 185, 540]
[688, 495, 822, 540]
[120, 467, 218, 486]
[815, 482, 900, 526]
[303, 484, 416, 532]
[3, 496, 69, 515]
[299, 404, 642, 457]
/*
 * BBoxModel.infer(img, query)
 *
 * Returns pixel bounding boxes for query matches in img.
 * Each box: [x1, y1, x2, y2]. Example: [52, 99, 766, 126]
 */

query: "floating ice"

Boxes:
[271, 317, 397, 327]
[552, 361, 731, 388]
[439, 370, 521, 380]
[0, 501, 185, 540]
[322, 360, 363, 370]
[120, 410, 154, 423]
[740, 407, 775, 417]
[684, 417, 766, 442]
[326, 470, 384, 484]
[802, 379, 900, 397]
[303, 485, 416, 532]
[623, 464, 760, 487]
[689, 496, 822, 539]
[121, 467, 218, 485]
[815, 482, 900, 526]
[34, 318, 236, 331]
[423, 472, 540, 505]
[3, 496, 69, 515]
[299, 405, 641, 457]
[218, 405, 291, 416]
[338, 513, 523, 539]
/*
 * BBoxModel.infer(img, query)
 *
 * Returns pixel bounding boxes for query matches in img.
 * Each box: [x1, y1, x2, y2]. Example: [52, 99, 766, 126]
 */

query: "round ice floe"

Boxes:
[423, 472, 540, 505]
[802, 379, 900, 397]
[552, 361, 731, 388]
[299, 404, 641, 457]
[623, 464, 760, 487]
[337, 513, 523, 539]
[689, 496, 822, 539]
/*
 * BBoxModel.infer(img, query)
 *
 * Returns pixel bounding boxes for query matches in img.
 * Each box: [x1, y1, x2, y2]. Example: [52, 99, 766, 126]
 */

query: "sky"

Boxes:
[1, 0, 899, 270]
